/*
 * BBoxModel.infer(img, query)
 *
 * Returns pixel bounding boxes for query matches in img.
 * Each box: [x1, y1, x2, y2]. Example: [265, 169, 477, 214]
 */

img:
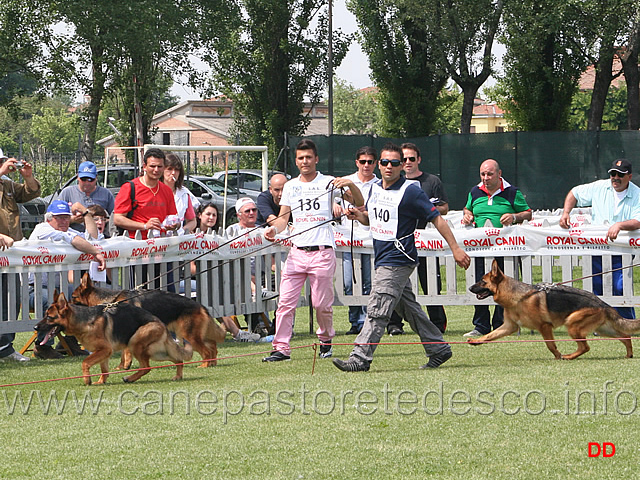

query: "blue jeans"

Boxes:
[592, 256, 635, 319]
[343, 253, 371, 328]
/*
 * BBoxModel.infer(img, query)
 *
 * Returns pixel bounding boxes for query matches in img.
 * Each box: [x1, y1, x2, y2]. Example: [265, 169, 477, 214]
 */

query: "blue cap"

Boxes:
[78, 161, 97, 179]
[47, 200, 72, 216]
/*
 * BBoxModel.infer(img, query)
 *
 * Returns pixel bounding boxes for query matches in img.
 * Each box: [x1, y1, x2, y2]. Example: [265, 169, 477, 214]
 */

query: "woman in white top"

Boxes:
[163, 153, 200, 234]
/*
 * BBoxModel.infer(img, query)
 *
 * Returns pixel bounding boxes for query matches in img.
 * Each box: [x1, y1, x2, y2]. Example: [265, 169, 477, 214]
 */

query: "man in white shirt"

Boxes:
[30, 200, 106, 358]
[337, 146, 378, 335]
[262, 139, 364, 361]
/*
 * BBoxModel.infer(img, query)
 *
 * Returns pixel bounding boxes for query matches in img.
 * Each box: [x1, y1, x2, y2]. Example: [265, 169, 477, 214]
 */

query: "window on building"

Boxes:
[163, 132, 170, 145]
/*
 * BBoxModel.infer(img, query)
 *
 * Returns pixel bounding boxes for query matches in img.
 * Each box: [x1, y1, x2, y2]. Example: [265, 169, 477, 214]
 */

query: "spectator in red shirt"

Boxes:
[113, 148, 178, 239]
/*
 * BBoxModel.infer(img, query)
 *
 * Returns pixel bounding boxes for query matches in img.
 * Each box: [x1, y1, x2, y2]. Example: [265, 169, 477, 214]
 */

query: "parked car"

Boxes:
[211, 169, 289, 199]
[20, 197, 47, 237]
[46, 164, 242, 226]
[184, 175, 244, 224]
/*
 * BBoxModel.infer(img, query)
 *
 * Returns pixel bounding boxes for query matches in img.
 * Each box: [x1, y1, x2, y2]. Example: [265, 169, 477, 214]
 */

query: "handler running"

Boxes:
[332, 142, 470, 372]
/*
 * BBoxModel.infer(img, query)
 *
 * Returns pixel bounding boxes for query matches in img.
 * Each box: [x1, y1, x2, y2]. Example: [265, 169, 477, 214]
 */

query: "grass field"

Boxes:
[1, 305, 639, 480]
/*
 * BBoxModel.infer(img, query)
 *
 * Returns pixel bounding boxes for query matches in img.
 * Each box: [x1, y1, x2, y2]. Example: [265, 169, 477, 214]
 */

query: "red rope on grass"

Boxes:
[2, 335, 639, 388]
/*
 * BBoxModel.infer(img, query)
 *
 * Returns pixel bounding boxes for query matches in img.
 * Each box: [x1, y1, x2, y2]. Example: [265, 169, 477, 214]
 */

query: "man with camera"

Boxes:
[0, 148, 41, 362]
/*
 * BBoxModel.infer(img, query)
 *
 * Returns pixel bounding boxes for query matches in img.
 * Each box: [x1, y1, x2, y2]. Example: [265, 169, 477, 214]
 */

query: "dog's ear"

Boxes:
[53, 289, 59, 303]
[490, 260, 505, 282]
[81, 272, 92, 289]
[56, 291, 68, 309]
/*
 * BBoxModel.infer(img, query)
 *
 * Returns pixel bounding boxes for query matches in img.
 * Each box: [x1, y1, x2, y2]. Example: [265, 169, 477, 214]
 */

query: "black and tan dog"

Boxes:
[71, 273, 226, 367]
[468, 259, 640, 360]
[35, 292, 193, 385]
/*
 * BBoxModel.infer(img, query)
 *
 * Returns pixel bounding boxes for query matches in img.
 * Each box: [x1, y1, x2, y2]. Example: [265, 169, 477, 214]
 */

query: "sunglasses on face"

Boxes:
[610, 171, 628, 178]
[379, 158, 402, 167]
[241, 208, 257, 214]
[79, 177, 96, 182]
[357, 159, 375, 165]
[403, 156, 417, 163]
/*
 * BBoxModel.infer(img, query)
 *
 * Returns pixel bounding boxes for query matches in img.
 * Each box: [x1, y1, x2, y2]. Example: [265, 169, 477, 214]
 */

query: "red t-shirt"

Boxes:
[114, 177, 177, 239]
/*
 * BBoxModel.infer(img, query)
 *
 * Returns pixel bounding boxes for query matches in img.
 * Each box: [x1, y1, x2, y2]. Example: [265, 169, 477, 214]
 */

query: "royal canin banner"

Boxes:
[1, 218, 638, 270]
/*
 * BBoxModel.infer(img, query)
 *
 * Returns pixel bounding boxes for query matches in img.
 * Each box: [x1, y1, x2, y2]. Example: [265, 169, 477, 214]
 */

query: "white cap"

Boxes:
[235, 197, 256, 213]
[0, 148, 7, 160]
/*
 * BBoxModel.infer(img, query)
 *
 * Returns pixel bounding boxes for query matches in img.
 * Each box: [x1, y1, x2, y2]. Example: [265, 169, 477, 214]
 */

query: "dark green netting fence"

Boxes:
[285, 131, 640, 210]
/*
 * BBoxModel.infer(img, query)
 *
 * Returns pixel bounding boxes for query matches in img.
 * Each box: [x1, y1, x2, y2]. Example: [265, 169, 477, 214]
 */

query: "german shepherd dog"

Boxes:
[35, 292, 193, 385]
[468, 259, 640, 360]
[71, 273, 226, 368]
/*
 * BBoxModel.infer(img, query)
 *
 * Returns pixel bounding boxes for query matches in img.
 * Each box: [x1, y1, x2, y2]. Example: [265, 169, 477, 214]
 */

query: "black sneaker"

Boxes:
[345, 325, 362, 335]
[388, 327, 404, 336]
[262, 351, 291, 362]
[34, 344, 64, 360]
[319, 340, 333, 358]
[420, 350, 452, 369]
[332, 357, 369, 372]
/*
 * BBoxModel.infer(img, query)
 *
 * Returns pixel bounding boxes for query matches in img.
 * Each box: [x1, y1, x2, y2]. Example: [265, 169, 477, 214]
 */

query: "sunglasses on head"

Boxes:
[357, 159, 375, 165]
[379, 158, 402, 167]
[403, 156, 417, 163]
[609, 171, 628, 178]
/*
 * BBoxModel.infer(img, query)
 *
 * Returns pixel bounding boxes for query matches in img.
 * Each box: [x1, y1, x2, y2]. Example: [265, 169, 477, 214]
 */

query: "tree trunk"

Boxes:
[460, 84, 480, 134]
[621, 33, 640, 130]
[81, 47, 106, 162]
[587, 50, 614, 132]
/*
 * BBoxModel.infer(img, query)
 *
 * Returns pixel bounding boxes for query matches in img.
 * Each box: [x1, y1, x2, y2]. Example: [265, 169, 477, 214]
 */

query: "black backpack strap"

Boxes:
[126, 180, 137, 219]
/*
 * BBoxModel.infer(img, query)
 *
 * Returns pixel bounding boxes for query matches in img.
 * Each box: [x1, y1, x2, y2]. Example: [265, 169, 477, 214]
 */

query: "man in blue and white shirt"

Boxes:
[333, 143, 470, 372]
[560, 158, 640, 319]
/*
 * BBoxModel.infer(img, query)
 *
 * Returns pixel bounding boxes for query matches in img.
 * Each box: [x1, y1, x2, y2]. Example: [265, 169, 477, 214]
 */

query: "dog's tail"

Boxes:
[204, 309, 227, 344]
[611, 313, 640, 336]
[169, 337, 193, 362]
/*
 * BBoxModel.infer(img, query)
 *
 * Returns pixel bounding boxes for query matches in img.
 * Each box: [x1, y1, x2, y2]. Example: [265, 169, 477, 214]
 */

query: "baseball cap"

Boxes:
[0, 148, 8, 160]
[47, 200, 72, 216]
[78, 161, 97, 179]
[235, 197, 256, 213]
[608, 159, 632, 175]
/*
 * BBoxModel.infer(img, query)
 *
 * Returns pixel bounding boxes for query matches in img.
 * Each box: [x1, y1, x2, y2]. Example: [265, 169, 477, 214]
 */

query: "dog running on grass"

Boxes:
[71, 273, 226, 367]
[35, 292, 193, 385]
[468, 259, 640, 360]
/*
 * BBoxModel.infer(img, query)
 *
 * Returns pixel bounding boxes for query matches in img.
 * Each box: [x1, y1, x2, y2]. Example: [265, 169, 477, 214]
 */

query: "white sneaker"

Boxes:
[0, 351, 31, 362]
[261, 289, 279, 301]
[234, 330, 261, 342]
[463, 329, 483, 338]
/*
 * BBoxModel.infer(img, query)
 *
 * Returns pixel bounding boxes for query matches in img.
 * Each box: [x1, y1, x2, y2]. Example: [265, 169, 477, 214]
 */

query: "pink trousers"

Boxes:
[272, 247, 336, 355]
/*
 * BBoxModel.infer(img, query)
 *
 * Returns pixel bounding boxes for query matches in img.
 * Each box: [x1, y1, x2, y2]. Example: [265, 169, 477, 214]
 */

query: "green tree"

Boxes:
[0, 0, 51, 106]
[569, 86, 629, 131]
[349, 0, 447, 136]
[498, 0, 590, 131]
[332, 79, 378, 135]
[573, 0, 638, 131]
[409, 0, 503, 134]
[201, 0, 351, 158]
[30, 107, 82, 154]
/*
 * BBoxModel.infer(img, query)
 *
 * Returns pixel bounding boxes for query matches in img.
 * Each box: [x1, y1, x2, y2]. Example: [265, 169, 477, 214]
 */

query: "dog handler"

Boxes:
[262, 138, 364, 362]
[332, 143, 470, 372]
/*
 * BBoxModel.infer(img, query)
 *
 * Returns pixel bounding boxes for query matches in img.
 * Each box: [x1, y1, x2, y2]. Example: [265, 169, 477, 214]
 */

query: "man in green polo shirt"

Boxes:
[461, 159, 532, 337]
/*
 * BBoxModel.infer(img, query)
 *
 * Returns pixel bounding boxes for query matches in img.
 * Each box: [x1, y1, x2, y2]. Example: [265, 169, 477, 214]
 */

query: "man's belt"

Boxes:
[296, 245, 333, 252]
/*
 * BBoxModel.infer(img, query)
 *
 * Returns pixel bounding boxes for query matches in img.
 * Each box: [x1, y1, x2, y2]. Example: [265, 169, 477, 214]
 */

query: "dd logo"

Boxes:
[588, 442, 615, 457]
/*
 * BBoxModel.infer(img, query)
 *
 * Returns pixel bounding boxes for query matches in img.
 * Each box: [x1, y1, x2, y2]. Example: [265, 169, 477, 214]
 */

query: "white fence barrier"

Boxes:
[2, 220, 639, 335]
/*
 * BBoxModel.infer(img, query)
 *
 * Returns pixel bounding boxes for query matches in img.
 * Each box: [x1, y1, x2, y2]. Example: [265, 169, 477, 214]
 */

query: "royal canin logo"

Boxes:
[36, 246, 49, 254]
[569, 229, 583, 236]
[485, 228, 500, 237]
[334, 231, 344, 239]
[145, 239, 155, 245]
[195, 232, 204, 239]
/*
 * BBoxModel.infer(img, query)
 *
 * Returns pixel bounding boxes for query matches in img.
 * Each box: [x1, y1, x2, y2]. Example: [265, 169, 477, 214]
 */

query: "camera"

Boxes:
[14, 161, 24, 169]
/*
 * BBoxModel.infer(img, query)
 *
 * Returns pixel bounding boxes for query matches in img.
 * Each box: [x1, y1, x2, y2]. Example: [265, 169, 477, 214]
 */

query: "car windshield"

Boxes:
[197, 178, 239, 196]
